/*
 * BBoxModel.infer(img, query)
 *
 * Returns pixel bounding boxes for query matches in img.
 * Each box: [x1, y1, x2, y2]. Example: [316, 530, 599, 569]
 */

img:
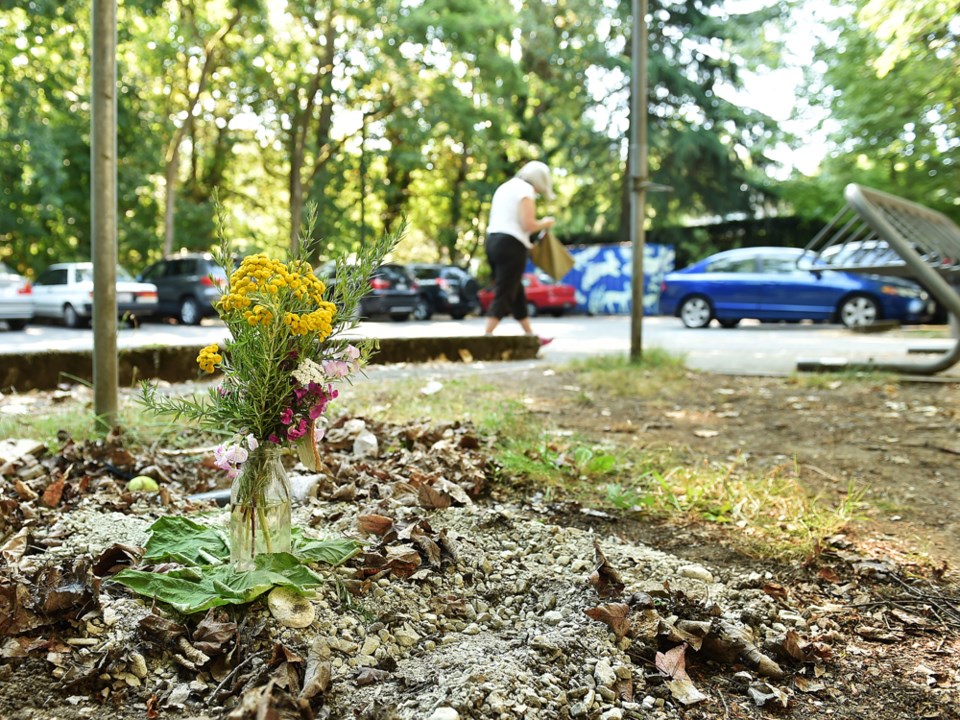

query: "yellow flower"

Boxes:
[197, 343, 223, 373]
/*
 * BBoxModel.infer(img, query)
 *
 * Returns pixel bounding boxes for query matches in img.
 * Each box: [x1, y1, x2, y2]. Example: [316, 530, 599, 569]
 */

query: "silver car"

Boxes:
[31, 262, 158, 328]
[0, 262, 34, 331]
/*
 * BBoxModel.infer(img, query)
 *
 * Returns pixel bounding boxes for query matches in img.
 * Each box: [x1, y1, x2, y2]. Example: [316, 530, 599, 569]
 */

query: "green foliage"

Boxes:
[112, 516, 360, 615]
[786, 0, 959, 225]
[1, 0, 789, 275]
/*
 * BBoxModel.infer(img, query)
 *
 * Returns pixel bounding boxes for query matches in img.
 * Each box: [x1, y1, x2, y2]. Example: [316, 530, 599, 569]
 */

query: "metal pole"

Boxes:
[629, 0, 649, 361]
[92, 0, 119, 430]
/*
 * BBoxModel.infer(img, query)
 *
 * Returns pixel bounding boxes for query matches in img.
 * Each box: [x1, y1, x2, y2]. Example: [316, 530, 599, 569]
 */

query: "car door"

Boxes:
[757, 253, 838, 321]
[700, 254, 763, 317]
[31, 267, 69, 317]
[140, 260, 173, 312]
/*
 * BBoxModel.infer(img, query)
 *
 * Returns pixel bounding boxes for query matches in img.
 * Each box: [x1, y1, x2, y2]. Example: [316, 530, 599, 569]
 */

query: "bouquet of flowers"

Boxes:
[140, 206, 397, 566]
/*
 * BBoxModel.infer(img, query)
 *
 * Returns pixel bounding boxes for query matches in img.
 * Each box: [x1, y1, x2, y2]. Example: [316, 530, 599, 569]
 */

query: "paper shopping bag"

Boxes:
[530, 230, 574, 281]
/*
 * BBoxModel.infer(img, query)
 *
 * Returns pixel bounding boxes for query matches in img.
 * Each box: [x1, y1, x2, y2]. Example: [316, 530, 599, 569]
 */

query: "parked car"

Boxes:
[658, 246, 931, 329]
[138, 253, 227, 325]
[0, 262, 34, 330]
[477, 271, 577, 317]
[818, 240, 942, 322]
[316, 263, 425, 321]
[31, 262, 158, 328]
[406, 263, 480, 320]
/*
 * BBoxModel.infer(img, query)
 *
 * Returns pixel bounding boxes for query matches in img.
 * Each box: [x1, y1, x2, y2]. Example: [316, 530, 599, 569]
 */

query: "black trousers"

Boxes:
[485, 233, 529, 320]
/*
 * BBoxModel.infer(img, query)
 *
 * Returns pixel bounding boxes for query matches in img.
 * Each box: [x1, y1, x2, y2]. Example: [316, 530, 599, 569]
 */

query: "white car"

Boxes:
[32, 262, 158, 328]
[0, 262, 34, 331]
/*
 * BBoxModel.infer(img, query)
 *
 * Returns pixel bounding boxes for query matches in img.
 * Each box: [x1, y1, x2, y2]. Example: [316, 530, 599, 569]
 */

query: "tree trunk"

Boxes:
[161, 8, 241, 256]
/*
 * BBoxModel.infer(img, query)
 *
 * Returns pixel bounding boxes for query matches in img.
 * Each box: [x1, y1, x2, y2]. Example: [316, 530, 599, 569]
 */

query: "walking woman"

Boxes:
[483, 161, 556, 344]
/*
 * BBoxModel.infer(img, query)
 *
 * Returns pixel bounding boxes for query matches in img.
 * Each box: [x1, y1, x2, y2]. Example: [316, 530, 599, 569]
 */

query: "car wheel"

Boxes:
[6, 319, 27, 331]
[839, 294, 878, 328]
[450, 311, 467, 320]
[413, 298, 433, 321]
[679, 296, 713, 328]
[390, 312, 411, 322]
[63, 303, 85, 329]
[179, 297, 201, 325]
[718, 319, 740, 329]
[526, 302, 538, 318]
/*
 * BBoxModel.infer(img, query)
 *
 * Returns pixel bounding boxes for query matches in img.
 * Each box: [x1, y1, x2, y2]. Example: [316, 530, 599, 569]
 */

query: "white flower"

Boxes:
[293, 357, 326, 386]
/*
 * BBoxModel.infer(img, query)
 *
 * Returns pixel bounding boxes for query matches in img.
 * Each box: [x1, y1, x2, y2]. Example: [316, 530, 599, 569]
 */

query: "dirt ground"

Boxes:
[487, 365, 960, 574]
[0, 365, 958, 719]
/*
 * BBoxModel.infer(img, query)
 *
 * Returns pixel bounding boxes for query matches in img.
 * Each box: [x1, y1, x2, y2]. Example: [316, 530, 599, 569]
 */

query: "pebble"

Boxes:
[543, 610, 564, 626]
[427, 709, 460, 720]
[594, 659, 616, 688]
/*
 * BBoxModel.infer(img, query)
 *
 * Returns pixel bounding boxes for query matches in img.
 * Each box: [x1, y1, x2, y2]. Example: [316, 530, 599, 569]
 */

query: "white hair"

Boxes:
[516, 161, 555, 201]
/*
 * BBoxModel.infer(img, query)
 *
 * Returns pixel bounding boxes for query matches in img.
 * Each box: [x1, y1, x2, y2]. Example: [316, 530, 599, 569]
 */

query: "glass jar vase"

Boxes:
[230, 445, 292, 570]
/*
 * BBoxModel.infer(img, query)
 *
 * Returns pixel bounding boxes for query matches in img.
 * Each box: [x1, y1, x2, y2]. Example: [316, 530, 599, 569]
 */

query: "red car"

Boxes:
[478, 271, 577, 317]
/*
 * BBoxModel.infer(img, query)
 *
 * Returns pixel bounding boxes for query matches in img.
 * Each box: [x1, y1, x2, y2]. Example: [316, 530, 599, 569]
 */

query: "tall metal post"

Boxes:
[92, 0, 119, 430]
[629, 0, 649, 361]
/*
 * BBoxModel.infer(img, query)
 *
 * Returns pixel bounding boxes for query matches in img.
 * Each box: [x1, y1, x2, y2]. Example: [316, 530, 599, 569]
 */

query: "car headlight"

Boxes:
[880, 284, 924, 299]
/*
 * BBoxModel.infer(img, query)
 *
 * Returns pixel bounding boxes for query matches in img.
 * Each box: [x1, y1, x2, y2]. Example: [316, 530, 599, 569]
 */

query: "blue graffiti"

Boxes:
[528, 243, 675, 314]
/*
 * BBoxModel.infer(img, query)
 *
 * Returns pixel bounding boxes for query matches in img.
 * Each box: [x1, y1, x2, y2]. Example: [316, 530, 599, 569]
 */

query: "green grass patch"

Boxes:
[564, 349, 689, 398]
[598, 453, 868, 560]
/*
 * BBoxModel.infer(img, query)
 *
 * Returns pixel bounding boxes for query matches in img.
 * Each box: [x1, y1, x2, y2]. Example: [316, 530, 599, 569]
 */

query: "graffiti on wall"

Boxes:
[557, 243, 675, 315]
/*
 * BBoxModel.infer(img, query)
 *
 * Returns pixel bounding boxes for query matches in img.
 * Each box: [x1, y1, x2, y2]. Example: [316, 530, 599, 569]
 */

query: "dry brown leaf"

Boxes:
[584, 603, 632, 640]
[357, 514, 394, 536]
[192, 609, 237, 657]
[656, 643, 690, 680]
[762, 582, 789, 601]
[817, 566, 841, 583]
[588, 540, 624, 599]
[41, 476, 65, 507]
[416, 482, 453, 509]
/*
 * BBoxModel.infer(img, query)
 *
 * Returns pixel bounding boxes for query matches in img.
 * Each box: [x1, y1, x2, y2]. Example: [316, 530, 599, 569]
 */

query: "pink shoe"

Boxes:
[538, 336, 554, 347]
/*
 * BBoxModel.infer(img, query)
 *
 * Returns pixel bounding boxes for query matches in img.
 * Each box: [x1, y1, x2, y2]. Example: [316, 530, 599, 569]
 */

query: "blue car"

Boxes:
[658, 247, 931, 329]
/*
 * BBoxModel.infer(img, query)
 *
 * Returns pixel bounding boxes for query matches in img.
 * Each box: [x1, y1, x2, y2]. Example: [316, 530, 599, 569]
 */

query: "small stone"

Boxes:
[353, 431, 379, 458]
[600, 710, 623, 720]
[427, 709, 460, 720]
[360, 636, 380, 656]
[594, 659, 616, 688]
[394, 627, 421, 647]
[543, 610, 563, 626]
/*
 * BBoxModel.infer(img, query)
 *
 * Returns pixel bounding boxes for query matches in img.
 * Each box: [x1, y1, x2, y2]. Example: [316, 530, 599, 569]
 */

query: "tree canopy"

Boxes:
[1, 0, 954, 278]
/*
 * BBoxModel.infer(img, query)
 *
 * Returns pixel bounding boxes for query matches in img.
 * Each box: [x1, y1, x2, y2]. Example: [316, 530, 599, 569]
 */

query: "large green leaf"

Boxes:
[292, 529, 361, 566]
[113, 553, 325, 615]
[113, 517, 361, 614]
[142, 516, 230, 564]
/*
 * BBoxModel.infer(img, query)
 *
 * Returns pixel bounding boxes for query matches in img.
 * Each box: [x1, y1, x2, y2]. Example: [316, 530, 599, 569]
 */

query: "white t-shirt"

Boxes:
[487, 177, 536, 249]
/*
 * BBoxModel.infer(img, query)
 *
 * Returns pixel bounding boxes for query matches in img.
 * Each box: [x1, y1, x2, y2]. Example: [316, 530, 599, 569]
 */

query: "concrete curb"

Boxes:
[0, 336, 542, 393]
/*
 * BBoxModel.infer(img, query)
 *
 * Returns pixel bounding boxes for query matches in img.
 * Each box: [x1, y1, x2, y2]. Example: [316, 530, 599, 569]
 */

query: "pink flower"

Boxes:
[280, 407, 294, 425]
[322, 359, 351, 379]
[287, 418, 308, 440]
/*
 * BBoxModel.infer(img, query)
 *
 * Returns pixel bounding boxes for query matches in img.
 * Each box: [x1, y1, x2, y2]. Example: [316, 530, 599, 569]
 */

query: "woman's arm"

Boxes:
[518, 197, 555, 235]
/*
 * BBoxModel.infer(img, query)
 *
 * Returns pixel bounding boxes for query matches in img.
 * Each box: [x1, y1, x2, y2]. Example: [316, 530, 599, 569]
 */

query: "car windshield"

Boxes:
[412, 267, 440, 280]
[74, 266, 135, 282]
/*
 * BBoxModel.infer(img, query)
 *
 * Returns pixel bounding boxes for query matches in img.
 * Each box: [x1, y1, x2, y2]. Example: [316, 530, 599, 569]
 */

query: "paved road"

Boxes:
[1, 315, 956, 377]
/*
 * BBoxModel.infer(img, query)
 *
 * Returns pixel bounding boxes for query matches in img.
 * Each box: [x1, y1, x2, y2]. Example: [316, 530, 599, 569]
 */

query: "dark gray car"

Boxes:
[139, 253, 227, 325]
